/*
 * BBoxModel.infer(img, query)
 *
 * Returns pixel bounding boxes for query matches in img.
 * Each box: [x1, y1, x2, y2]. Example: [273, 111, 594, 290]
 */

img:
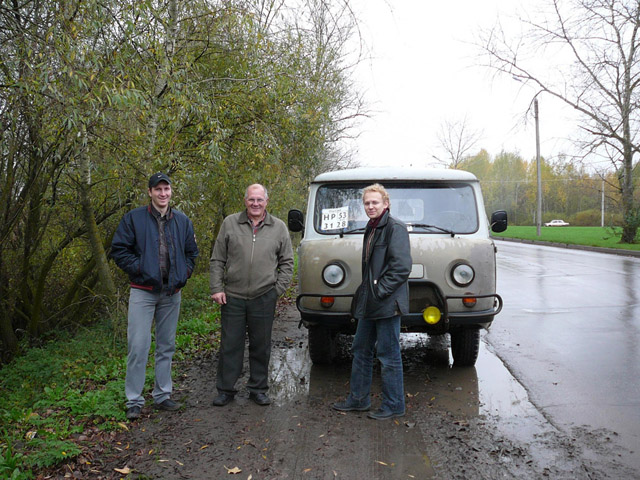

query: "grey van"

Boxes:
[288, 167, 507, 366]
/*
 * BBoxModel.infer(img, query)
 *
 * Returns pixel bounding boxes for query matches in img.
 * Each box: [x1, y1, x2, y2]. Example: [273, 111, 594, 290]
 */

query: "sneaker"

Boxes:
[212, 393, 234, 407]
[366, 409, 405, 420]
[249, 392, 271, 406]
[331, 400, 370, 412]
[153, 398, 180, 411]
[126, 406, 141, 420]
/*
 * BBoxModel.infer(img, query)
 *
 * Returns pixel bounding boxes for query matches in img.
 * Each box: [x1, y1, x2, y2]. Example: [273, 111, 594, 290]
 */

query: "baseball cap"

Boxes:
[149, 172, 171, 188]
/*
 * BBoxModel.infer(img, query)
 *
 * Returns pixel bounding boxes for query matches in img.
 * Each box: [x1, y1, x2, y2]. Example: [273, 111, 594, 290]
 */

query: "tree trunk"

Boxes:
[0, 253, 19, 362]
[78, 126, 118, 303]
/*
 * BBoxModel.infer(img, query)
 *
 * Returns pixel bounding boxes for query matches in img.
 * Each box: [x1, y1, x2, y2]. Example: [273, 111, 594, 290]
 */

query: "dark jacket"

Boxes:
[111, 205, 199, 294]
[351, 210, 412, 320]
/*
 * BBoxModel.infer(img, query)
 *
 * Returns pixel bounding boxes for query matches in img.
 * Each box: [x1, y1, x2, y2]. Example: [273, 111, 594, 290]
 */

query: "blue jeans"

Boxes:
[347, 315, 405, 413]
[125, 288, 182, 408]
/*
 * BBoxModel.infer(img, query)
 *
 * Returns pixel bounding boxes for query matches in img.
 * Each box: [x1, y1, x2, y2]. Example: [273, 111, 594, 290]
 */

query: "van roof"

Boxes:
[313, 167, 478, 183]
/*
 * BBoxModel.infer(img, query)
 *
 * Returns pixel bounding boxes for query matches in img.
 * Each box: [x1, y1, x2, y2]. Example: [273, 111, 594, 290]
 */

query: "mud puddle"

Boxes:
[82, 302, 636, 479]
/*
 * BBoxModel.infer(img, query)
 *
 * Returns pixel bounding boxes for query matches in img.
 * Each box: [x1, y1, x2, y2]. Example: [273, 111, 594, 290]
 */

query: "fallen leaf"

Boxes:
[114, 467, 131, 474]
[200, 444, 209, 450]
[303, 468, 312, 473]
[224, 465, 242, 474]
[176, 460, 184, 466]
[375, 461, 388, 466]
[117, 422, 129, 431]
[158, 459, 169, 463]
[148, 449, 154, 455]
[25, 431, 37, 440]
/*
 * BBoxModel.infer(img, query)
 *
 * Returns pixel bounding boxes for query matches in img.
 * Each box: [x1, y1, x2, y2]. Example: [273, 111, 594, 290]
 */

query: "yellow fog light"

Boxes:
[422, 306, 441, 325]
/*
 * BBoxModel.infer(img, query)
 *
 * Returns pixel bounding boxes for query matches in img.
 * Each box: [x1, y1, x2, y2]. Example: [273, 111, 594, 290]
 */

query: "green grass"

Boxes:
[493, 226, 640, 251]
[0, 273, 220, 478]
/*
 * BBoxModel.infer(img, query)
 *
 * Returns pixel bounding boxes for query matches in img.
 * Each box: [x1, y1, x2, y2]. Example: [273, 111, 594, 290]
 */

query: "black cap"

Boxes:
[148, 172, 171, 188]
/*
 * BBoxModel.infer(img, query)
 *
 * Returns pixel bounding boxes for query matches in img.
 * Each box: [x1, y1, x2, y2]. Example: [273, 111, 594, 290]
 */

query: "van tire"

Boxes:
[308, 325, 336, 364]
[450, 328, 480, 366]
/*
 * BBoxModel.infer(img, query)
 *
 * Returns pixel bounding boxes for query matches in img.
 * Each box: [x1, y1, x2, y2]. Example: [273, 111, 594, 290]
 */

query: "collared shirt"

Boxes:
[249, 210, 267, 235]
[150, 204, 171, 284]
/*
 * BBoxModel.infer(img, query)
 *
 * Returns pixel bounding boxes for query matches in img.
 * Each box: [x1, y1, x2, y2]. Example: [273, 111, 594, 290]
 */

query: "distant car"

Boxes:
[544, 219, 570, 227]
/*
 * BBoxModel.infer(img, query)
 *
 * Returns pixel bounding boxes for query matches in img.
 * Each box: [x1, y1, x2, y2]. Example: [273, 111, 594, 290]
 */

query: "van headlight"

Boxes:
[322, 263, 345, 287]
[452, 263, 475, 286]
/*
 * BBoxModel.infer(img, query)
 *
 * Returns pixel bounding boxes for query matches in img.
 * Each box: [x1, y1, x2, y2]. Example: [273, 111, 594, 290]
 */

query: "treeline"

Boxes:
[459, 150, 631, 226]
[0, 0, 362, 363]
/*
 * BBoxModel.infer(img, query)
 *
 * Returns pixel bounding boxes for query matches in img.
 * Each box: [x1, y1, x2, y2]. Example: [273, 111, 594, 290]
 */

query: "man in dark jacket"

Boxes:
[111, 173, 199, 420]
[332, 183, 411, 420]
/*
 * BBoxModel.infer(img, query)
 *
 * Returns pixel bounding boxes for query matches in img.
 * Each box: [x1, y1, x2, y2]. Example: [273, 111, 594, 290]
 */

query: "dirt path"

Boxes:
[60, 301, 633, 479]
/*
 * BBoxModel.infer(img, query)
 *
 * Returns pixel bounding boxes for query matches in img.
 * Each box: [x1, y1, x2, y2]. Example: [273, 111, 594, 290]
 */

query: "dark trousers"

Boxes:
[216, 288, 278, 395]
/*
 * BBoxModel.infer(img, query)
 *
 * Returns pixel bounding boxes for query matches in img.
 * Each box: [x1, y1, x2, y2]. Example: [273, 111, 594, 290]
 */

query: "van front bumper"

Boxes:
[296, 293, 503, 330]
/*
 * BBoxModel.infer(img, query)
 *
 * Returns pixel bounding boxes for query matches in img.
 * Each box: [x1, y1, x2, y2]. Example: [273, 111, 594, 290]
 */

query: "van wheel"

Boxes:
[308, 325, 336, 364]
[450, 328, 480, 367]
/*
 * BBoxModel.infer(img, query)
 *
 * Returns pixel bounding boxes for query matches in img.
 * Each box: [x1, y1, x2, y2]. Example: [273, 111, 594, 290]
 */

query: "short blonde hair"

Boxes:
[362, 183, 390, 207]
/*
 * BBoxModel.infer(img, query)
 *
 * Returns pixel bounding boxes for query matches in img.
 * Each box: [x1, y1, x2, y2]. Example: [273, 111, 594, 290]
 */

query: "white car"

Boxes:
[544, 219, 570, 227]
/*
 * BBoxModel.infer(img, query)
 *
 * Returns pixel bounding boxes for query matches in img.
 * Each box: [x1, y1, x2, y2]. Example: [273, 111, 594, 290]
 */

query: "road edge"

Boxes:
[491, 236, 640, 257]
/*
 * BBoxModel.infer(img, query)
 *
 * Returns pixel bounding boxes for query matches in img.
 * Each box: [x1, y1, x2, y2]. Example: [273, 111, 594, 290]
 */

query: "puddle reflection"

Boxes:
[270, 329, 539, 431]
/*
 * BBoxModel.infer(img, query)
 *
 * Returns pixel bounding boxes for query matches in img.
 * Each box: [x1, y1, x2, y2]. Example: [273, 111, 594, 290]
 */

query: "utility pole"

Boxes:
[601, 179, 605, 227]
[535, 97, 542, 236]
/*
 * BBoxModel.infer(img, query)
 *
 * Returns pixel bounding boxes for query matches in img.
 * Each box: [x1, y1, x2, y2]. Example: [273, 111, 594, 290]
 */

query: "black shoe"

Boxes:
[331, 400, 370, 412]
[212, 393, 234, 407]
[367, 409, 405, 420]
[126, 406, 141, 420]
[249, 392, 271, 406]
[154, 398, 180, 411]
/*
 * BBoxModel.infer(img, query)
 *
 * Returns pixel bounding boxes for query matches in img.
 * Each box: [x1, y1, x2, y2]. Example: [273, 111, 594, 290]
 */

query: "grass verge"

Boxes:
[0, 273, 220, 479]
[493, 226, 640, 251]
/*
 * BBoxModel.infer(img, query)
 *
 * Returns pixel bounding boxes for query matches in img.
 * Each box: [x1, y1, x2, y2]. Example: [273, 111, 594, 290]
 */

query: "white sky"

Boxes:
[348, 0, 579, 168]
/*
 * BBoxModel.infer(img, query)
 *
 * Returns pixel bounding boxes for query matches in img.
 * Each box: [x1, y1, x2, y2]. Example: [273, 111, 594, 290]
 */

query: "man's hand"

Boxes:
[210, 292, 227, 305]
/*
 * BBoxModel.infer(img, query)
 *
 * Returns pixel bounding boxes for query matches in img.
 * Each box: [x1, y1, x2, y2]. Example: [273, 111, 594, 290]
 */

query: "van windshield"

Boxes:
[314, 183, 479, 234]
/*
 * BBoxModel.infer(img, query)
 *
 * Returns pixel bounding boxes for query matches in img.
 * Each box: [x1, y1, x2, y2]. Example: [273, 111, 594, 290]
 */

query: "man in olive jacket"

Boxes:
[209, 184, 294, 407]
[333, 183, 411, 420]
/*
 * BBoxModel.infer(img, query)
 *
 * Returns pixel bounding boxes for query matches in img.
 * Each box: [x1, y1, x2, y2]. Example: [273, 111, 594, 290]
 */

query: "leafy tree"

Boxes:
[0, 0, 363, 362]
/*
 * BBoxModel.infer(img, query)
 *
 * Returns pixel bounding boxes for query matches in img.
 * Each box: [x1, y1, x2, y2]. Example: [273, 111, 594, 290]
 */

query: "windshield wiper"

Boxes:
[407, 223, 456, 237]
[339, 226, 366, 237]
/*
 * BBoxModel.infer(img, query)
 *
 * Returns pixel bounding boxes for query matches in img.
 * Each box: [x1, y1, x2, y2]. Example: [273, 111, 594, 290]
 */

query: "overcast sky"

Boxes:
[347, 0, 579, 168]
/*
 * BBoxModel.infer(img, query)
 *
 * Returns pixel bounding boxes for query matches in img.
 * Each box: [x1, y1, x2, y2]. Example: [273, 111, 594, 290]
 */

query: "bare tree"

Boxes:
[478, 0, 640, 243]
[435, 115, 484, 169]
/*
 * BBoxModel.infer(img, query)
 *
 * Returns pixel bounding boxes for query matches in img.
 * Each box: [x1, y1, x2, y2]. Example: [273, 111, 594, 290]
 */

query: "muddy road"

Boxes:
[90, 299, 635, 480]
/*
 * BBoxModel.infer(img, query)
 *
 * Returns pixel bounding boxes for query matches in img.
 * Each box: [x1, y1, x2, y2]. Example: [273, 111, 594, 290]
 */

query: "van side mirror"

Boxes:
[490, 210, 508, 233]
[288, 209, 305, 233]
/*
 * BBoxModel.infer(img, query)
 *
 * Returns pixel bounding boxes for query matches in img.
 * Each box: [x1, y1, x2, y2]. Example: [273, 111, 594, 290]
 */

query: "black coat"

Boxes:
[351, 210, 411, 320]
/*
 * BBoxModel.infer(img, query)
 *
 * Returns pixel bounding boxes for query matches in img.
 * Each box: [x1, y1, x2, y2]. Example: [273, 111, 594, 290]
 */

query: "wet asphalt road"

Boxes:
[487, 240, 640, 472]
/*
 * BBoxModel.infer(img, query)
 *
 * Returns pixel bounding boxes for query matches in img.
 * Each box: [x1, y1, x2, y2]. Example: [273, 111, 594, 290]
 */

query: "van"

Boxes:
[287, 167, 507, 366]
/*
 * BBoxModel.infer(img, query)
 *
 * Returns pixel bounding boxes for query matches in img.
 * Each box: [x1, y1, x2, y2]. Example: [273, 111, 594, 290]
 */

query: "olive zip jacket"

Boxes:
[209, 210, 294, 300]
[351, 210, 412, 320]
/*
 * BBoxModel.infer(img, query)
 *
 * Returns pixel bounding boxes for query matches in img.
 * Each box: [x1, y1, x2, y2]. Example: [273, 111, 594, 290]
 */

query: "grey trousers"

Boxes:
[216, 288, 278, 395]
[125, 288, 182, 408]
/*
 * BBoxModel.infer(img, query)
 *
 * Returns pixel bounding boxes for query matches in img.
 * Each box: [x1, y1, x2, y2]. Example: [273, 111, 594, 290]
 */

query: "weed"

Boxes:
[0, 273, 221, 475]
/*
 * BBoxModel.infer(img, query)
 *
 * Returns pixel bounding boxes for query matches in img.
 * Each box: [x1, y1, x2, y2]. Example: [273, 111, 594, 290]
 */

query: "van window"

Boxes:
[314, 183, 479, 234]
